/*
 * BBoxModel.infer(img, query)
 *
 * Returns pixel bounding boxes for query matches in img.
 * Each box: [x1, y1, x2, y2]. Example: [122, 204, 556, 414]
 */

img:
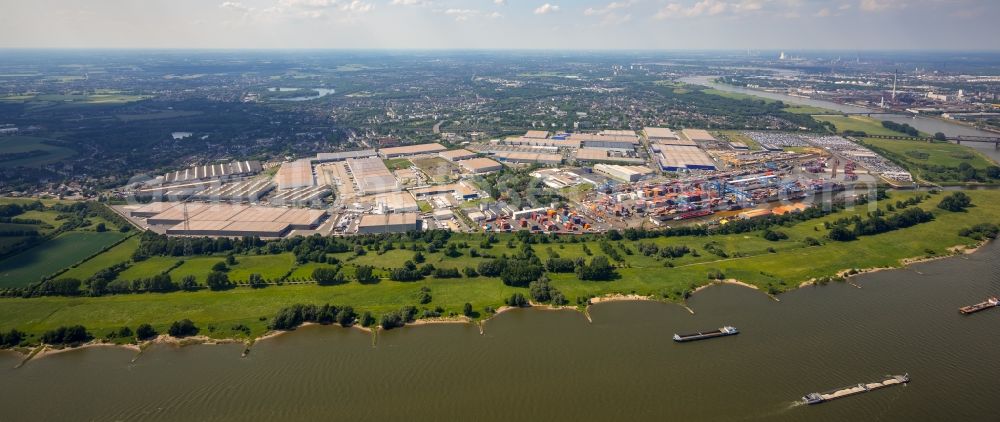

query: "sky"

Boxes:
[1, 0, 998, 50]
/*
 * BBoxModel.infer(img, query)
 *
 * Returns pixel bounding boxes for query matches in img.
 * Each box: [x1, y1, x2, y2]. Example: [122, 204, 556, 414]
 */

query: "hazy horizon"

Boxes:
[2, 0, 998, 51]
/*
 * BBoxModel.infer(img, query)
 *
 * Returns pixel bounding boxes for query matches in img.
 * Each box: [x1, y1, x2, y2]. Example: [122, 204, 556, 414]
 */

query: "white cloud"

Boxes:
[655, 0, 728, 19]
[444, 8, 480, 21]
[653, 0, 778, 19]
[534, 3, 560, 14]
[860, 0, 906, 12]
[494, 0, 507, 5]
[219, 0, 372, 22]
[390, 0, 432, 6]
[584, 1, 634, 16]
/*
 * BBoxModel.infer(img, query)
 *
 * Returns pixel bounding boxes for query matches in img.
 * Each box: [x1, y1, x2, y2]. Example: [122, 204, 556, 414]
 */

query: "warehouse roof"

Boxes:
[524, 130, 549, 139]
[658, 145, 716, 169]
[439, 149, 477, 161]
[458, 157, 502, 173]
[189, 204, 250, 221]
[358, 213, 419, 228]
[644, 127, 679, 140]
[379, 143, 447, 156]
[682, 129, 716, 142]
[313, 149, 377, 162]
[274, 159, 315, 189]
[231, 206, 291, 222]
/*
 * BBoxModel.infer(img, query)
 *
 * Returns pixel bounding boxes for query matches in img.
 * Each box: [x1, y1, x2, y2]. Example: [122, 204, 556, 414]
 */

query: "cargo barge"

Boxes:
[959, 296, 999, 314]
[802, 374, 910, 405]
[673, 326, 738, 342]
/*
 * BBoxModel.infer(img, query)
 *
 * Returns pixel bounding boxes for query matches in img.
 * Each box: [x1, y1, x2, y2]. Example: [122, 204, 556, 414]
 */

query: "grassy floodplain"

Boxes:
[0, 231, 126, 288]
[858, 137, 996, 176]
[811, 114, 912, 137]
[1, 190, 999, 340]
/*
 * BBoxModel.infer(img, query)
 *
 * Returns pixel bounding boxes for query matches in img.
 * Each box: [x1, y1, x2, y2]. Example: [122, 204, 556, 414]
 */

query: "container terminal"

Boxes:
[802, 374, 910, 405]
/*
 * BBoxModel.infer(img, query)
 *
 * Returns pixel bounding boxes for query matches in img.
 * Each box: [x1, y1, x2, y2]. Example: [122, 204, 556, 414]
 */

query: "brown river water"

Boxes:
[2, 242, 999, 421]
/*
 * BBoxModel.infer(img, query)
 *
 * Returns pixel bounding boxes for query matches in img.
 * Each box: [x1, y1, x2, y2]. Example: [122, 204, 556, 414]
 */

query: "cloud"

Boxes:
[219, 0, 372, 22]
[534, 3, 560, 14]
[390, 0, 432, 6]
[583, 1, 634, 16]
[653, 0, 779, 19]
[655, 0, 728, 19]
[444, 8, 479, 21]
[494, 0, 506, 5]
[859, 0, 905, 12]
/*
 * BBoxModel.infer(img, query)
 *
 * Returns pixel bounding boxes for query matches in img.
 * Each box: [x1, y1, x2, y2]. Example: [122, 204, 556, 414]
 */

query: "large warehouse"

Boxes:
[146, 203, 328, 237]
[311, 149, 377, 163]
[575, 148, 645, 164]
[492, 151, 562, 165]
[347, 157, 399, 195]
[682, 129, 717, 142]
[657, 145, 717, 171]
[594, 164, 654, 182]
[439, 149, 478, 162]
[458, 157, 503, 174]
[275, 159, 315, 190]
[357, 213, 422, 234]
[378, 143, 447, 158]
[570, 133, 640, 151]
[163, 160, 262, 184]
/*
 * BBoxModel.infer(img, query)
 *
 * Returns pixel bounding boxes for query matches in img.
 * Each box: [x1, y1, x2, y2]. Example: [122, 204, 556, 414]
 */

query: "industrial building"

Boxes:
[524, 130, 549, 139]
[682, 129, 717, 142]
[129, 201, 180, 218]
[378, 143, 447, 158]
[371, 191, 419, 213]
[594, 164, 654, 182]
[410, 182, 480, 201]
[163, 160, 262, 184]
[191, 178, 274, 202]
[504, 137, 581, 149]
[148, 203, 328, 237]
[458, 157, 503, 174]
[268, 185, 331, 207]
[570, 133, 640, 151]
[439, 149, 478, 162]
[644, 127, 680, 142]
[311, 149, 377, 163]
[347, 157, 399, 195]
[357, 213, 422, 234]
[575, 148, 645, 164]
[492, 151, 562, 166]
[657, 145, 717, 171]
[274, 160, 315, 190]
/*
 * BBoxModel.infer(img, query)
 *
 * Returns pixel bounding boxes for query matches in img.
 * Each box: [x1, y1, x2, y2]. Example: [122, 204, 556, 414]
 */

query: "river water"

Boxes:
[2, 241, 999, 420]
[680, 76, 1000, 162]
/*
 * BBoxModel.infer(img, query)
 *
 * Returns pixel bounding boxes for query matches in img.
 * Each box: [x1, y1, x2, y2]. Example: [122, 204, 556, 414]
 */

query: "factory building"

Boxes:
[575, 148, 645, 164]
[409, 182, 480, 201]
[311, 149, 377, 163]
[128, 201, 180, 218]
[371, 191, 420, 213]
[166, 220, 291, 238]
[681, 129, 717, 142]
[439, 149, 478, 162]
[504, 137, 581, 149]
[268, 185, 332, 207]
[347, 157, 399, 195]
[643, 127, 680, 142]
[657, 145, 717, 171]
[357, 213, 422, 234]
[274, 159, 315, 190]
[151, 203, 328, 237]
[523, 130, 549, 139]
[191, 178, 274, 203]
[378, 143, 447, 158]
[458, 157, 503, 174]
[163, 160, 262, 184]
[570, 133, 640, 151]
[594, 164, 654, 182]
[492, 151, 562, 166]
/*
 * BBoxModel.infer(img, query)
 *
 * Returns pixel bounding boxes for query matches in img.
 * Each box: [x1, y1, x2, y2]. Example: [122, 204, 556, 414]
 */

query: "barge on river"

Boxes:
[802, 374, 910, 405]
[959, 296, 999, 315]
[673, 326, 738, 342]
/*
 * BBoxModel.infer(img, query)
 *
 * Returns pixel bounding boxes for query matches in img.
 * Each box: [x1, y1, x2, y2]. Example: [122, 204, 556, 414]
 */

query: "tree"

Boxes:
[39, 278, 82, 296]
[380, 312, 405, 329]
[336, 306, 356, 327]
[206, 271, 233, 291]
[938, 192, 972, 212]
[828, 226, 857, 241]
[312, 267, 343, 286]
[529, 279, 553, 302]
[1, 329, 25, 348]
[179, 275, 198, 291]
[576, 256, 616, 281]
[506, 293, 528, 307]
[355, 265, 377, 283]
[40, 325, 90, 345]
[226, 254, 238, 265]
[212, 261, 229, 272]
[168, 319, 199, 337]
[248, 273, 266, 289]
[136, 324, 157, 341]
[359, 312, 376, 327]
[463, 303, 473, 317]
[934, 132, 947, 141]
[413, 251, 425, 263]
[95, 223, 107, 232]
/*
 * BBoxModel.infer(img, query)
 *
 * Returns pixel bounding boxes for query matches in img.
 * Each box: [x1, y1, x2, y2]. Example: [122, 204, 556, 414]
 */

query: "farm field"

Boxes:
[0, 231, 125, 288]
[59, 236, 139, 281]
[859, 138, 996, 170]
[0, 136, 77, 168]
[412, 157, 456, 182]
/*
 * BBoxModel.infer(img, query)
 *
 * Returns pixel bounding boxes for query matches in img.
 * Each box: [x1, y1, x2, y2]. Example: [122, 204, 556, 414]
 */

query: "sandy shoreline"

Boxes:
[8, 239, 992, 360]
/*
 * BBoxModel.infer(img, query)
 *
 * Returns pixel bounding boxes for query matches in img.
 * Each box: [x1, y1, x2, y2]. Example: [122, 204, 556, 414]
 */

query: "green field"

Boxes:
[701, 89, 780, 103]
[115, 110, 203, 122]
[1, 190, 999, 340]
[0, 92, 150, 104]
[859, 138, 996, 169]
[784, 105, 834, 114]
[0, 231, 126, 288]
[811, 115, 913, 136]
[0, 136, 77, 168]
[59, 236, 139, 281]
[383, 158, 413, 171]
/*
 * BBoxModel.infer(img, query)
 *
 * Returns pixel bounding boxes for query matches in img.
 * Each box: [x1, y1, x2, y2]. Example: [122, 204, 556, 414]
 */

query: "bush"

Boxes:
[355, 265, 377, 283]
[938, 192, 972, 212]
[763, 229, 788, 241]
[505, 292, 528, 307]
[206, 271, 233, 290]
[576, 256, 616, 281]
[168, 319, 199, 338]
[1, 329, 25, 348]
[380, 312, 405, 330]
[312, 267, 344, 285]
[136, 324, 157, 341]
[958, 223, 1000, 241]
[40, 325, 90, 345]
[212, 262, 229, 272]
[463, 303, 473, 317]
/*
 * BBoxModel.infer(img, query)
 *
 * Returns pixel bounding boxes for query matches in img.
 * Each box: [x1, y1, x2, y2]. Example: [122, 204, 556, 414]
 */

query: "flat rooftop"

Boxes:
[682, 129, 717, 142]
[659, 145, 716, 169]
[379, 143, 447, 156]
[439, 149, 477, 161]
[524, 130, 549, 139]
[644, 127, 679, 139]
[458, 157, 502, 173]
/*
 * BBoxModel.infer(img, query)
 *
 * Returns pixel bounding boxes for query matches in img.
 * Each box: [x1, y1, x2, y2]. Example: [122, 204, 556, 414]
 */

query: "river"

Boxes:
[2, 241, 999, 420]
[680, 76, 1000, 162]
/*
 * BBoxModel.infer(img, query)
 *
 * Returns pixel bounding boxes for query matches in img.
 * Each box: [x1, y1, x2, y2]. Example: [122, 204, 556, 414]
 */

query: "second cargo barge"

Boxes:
[673, 326, 738, 342]
[802, 374, 910, 405]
